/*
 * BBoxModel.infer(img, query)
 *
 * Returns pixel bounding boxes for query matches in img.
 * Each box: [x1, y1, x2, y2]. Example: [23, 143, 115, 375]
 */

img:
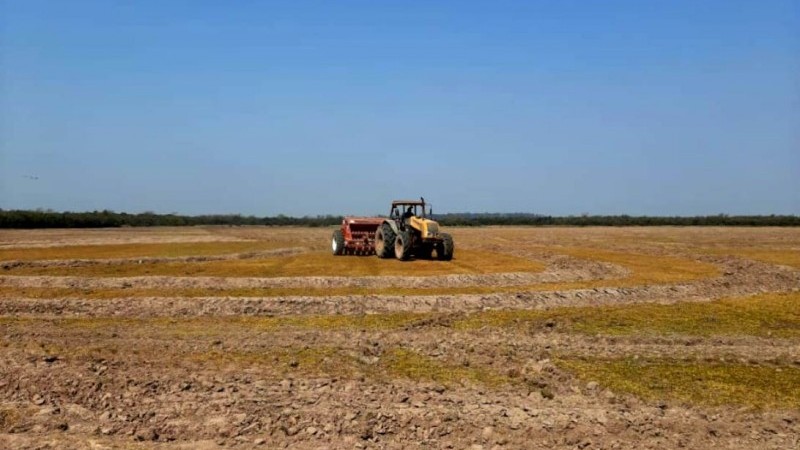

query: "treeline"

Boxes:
[433, 213, 800, 227]
[1, 209, 798, 229]
[0, 210, 340, 229]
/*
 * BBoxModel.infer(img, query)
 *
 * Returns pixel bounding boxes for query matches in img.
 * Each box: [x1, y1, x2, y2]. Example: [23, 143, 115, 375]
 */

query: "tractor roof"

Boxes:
[391, 200, 425, 206]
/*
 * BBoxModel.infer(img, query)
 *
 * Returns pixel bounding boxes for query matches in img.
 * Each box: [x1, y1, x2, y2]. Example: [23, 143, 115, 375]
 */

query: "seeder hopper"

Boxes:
[331, 217, 384, 255]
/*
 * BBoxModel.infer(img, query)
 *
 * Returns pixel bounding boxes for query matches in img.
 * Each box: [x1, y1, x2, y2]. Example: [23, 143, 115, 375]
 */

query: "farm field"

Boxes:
[0, 226, 799, 449]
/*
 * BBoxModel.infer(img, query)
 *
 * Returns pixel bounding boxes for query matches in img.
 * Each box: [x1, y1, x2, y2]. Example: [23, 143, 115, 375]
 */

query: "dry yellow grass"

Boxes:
[0, 405, 36, 431]
[6, 292, 796, 339]
[543, 246, 719, 287]
[379, 348, 511, 387]
[2, 333, 512, 389]
[453, 292, 800, 338]
[2, 249, 545, 277]
[186, 346, 513, 388]
[199, 346, 512, 387]
[0, 313, 427, 338]
[700, 247, 800, 269]
[0, 246, 716, 298]
[0, 241, 291, 261]
[474, 226, 800, 251]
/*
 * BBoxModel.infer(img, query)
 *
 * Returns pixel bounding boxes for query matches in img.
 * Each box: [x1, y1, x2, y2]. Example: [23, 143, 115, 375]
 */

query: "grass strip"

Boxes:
[557, 357, 800, 409]
[453, 292, 800, 338]
[1, 249, 544, 277]
[2, 292, 797, 338]
[0, 248, 716, 296]
[701, 247, 800, 269]
[0, 241, 293, 262]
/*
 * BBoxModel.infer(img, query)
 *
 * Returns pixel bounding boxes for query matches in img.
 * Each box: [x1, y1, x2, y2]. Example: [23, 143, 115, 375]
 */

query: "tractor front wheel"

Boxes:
[437, 233, 454, 261]
[394, 230, 412, 261]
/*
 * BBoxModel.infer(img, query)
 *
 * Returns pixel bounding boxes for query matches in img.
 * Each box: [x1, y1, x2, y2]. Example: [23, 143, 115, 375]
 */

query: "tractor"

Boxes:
[376, 198, 454, 261]
[331, 197, 454, 261]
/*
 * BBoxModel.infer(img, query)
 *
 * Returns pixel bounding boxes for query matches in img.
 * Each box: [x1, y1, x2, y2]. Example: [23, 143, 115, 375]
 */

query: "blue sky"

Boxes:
[2, 0, 798, 216]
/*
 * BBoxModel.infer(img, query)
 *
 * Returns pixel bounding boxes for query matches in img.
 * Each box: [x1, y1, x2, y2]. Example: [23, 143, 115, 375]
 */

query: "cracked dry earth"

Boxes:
[0, 226, 799, 449]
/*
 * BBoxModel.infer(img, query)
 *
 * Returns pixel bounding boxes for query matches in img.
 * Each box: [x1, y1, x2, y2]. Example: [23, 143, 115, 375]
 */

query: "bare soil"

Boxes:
[1, 226, 798, 449]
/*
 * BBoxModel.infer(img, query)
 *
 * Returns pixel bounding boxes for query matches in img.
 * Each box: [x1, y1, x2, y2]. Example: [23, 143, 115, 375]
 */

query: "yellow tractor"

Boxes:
[374, 198, 454, 261]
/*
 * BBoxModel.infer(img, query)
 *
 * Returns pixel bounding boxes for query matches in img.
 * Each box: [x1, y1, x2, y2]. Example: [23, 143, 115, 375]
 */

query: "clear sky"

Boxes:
[1, 0, 798, 216]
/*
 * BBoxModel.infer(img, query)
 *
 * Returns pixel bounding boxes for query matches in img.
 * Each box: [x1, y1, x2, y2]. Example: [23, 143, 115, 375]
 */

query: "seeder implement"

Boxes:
[331, 197, 454, 261]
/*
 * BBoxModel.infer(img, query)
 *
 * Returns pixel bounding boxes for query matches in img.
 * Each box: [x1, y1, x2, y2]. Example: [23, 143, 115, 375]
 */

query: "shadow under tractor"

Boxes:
[331, 198, 454, 261]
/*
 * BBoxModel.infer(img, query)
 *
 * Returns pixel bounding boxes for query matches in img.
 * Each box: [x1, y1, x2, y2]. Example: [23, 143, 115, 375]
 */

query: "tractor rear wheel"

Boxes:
[375, 223, 396, 258]
[332, 229, 345, 255]
[437, 233, 454, 261]
[395, 230, 412, 261]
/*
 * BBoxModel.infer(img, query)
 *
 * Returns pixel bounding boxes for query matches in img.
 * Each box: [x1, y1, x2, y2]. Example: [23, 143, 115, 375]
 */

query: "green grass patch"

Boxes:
[453, 292, 800, 338]
[558, 357, 800, 410]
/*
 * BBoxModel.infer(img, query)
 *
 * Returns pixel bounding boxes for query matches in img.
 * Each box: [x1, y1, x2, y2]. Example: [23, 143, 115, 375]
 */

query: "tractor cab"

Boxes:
[388, 198, 439, 237]
[390, 198, 433, 227]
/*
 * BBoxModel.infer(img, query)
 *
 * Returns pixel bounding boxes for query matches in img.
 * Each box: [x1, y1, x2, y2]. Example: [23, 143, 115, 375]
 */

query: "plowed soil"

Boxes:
[1, 226, 798, 449]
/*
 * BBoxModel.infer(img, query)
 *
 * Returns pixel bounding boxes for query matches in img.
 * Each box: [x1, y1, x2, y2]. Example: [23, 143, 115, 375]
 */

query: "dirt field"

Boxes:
[1, 226, 798, 449]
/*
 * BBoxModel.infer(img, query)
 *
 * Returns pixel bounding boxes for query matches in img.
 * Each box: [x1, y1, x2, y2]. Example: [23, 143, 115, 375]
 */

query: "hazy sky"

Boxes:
[2, 0, 798, 216]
